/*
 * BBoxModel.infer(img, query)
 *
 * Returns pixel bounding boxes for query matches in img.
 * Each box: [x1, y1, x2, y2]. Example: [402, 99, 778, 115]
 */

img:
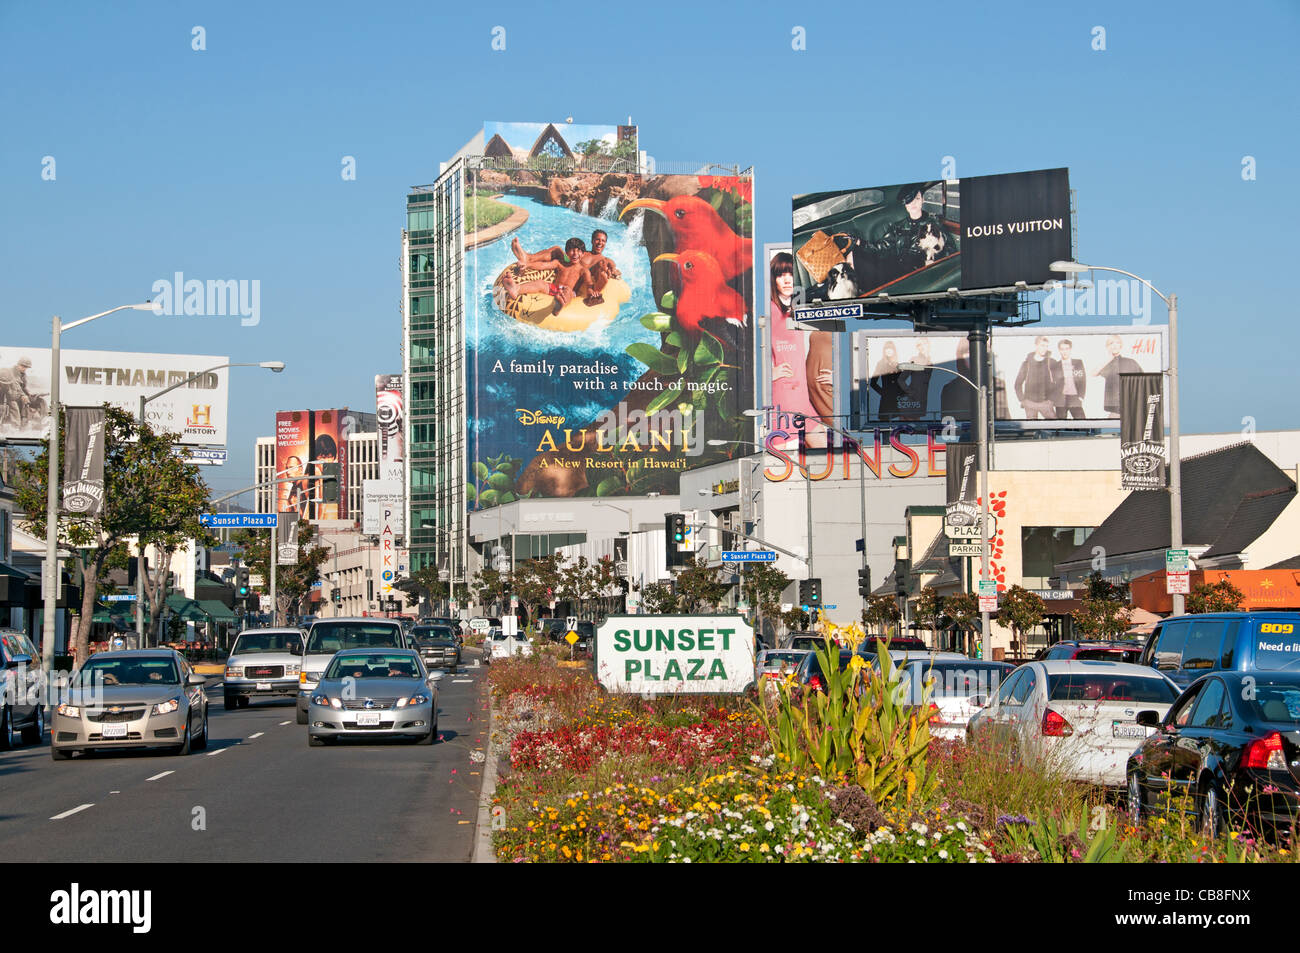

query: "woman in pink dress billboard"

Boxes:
[769, 252, 827, 449]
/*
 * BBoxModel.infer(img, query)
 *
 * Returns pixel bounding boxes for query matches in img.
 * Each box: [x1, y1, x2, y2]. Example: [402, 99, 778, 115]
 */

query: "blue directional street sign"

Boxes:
[104, 594, 137, 602]
[822, 604, 838, 610]
[721, 550, 777, 563]
[199, 513, 278, 529]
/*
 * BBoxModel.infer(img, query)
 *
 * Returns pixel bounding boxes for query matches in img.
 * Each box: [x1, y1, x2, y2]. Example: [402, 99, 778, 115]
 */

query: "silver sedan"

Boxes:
[51, 649, 209, 759]
[306, 649, 440, 746]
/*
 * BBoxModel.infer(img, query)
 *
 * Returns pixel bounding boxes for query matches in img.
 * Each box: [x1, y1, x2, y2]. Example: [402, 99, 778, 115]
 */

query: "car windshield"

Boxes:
[324, 653, 421, 680]
[899, 662, 1010, 701]
[1047, 673, 1178, 703]
[233, 632, 300, 654]
[306, 623, 402, 654]
[761, 652, 805, 668]
[1074, 647, 1141, 662]
[418, 636, 457, 648]
[77, 657, 181, 687]
[1246, 681, 1300, 723]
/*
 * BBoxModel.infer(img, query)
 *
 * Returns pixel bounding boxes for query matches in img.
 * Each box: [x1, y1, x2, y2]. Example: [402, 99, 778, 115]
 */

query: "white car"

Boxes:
[966, 660, 1181, 787]
[487, 630, 533, 660]
[754, 649, 809, 694]
[893, 658, 1015, 741]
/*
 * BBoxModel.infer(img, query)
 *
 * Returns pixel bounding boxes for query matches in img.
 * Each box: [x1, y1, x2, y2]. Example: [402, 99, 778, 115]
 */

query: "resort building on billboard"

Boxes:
[402, 121, 755, 590]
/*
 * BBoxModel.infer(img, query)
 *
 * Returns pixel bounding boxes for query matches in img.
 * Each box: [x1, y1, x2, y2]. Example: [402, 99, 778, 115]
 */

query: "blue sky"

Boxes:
[2, 0, 1297, 497]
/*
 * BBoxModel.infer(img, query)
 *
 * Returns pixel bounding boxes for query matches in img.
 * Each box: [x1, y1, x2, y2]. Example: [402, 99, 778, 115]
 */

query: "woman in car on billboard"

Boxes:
[769, 252, 826, 448]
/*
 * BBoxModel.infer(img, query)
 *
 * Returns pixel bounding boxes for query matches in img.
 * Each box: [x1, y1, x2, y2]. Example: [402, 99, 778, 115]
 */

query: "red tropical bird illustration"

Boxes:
[621, 195, 752, 281]
[653, 251, 748, 341]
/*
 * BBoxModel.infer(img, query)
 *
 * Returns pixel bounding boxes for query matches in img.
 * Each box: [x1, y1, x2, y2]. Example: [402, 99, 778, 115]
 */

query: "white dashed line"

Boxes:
[207, 747, 227, 756]
[51, 804, 94, 820]
[146, 771, 174, 782]
[248, 732, 264, 740]
[453, 679, 472, 684]
[279, 721, 292, 726]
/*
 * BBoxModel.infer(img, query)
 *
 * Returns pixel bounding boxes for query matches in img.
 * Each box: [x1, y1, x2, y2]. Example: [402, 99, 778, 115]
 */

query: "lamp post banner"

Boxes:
[62, 406, 105, 517]
[1119, 373, 1167, 490]
[276, 512, 299, 565]
[944, 442, 978, 528]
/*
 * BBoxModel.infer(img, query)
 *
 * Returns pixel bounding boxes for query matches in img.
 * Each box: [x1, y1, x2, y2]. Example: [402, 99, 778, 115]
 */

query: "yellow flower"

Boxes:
[759, 843, 771, 853]
[739, 842, 750, 852]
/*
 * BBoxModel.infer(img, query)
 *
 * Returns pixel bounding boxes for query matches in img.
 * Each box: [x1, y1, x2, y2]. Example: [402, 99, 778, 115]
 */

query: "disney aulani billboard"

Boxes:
[463, 163, 754, 505]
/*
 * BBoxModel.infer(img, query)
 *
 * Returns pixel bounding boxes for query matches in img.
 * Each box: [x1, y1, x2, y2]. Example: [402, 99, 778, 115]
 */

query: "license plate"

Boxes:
[256, 682, 272, 690]
[356, 712, 381, 726]
[102, 723, 128, 739]
[1112, 721, 1147, 739]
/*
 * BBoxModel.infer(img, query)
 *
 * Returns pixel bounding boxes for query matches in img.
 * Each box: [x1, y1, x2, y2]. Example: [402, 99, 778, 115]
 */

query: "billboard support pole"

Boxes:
[270, 528, 277, 626]
[968, 323, 992, 659]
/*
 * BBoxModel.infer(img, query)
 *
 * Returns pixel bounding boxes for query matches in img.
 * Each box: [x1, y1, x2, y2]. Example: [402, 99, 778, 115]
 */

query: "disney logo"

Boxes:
[516, 409, 566, 426]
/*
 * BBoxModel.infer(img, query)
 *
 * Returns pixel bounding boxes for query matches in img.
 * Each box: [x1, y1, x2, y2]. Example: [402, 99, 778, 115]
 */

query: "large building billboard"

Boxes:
[482, 121, 638, 169]
[792, 168, 1071, 305]
[0, 347, 229, 446]
[275, 409, 350, 520]
[853, 326, 1167, 429]
[374, 373, 404, 481]
[461, 166, 754, 505]
[764, 242, 837, 450]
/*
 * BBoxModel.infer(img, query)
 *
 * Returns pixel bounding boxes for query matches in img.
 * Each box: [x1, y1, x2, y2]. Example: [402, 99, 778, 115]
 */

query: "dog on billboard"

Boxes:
[823, 261, 859, 300]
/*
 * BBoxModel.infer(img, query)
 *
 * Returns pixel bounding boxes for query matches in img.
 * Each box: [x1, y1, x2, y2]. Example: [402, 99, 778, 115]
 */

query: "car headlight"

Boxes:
[225, 666, 243, 679]
[286, 664, 301, 676]
[311, 693, 342, 709]
[56, 704, 80, 718]
[397, 694, 430, 707]
[152, 698, 181, 715]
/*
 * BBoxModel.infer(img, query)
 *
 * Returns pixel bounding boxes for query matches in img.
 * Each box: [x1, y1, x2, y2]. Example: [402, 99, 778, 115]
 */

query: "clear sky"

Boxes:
[2, 0, 1296, 499]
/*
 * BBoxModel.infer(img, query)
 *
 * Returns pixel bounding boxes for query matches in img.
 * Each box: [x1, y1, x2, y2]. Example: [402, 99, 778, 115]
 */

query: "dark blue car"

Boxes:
[1139, 612, 1300, 688]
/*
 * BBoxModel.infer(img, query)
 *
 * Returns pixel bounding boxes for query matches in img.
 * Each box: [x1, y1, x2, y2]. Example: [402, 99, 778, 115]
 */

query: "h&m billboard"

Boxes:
[462, 165, 754, 506]
[792, 168, 1071, 305]
[0, 347, 229, 447]
[274, 409, 350, 520]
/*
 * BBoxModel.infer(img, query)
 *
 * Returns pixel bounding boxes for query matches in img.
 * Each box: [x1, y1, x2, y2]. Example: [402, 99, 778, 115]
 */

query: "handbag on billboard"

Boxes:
[796, 230, 852, 284]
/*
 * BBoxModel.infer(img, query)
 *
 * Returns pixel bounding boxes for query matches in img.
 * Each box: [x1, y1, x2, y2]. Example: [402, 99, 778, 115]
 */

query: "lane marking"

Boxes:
[146, 771, 174, 782]
[453, 679, 472, 684]
[51, 804, 94, 820]
[207, 747, 228, 756]
[279, 721, 292, 726]
[248, 732, 264, 739]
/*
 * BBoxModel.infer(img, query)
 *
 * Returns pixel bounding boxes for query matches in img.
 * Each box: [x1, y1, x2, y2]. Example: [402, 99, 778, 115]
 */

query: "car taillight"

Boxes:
[927, 702, 942, 723]
[1243, 731, 1288, 770]
[809, 675, 824, 692]
[1041, 709, 1073, 737]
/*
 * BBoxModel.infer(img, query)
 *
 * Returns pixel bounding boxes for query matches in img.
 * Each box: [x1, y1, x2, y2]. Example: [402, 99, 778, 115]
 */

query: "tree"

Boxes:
[1187, 579, 1245, 614]
[470, 566, 510, 615]
[14, 405, 211, 662]
[638, 581, 677, 614]
[509, 555, 563, 627]
[1072, 570, 1131, 640]
[944, 592, 980, 655]
[740, 562, 791, 620]
[997, 585, 1046, 654]
[670, 556, 731, 614]
[913, 586, 943, 646]
[231, 521, 329, 624]
[862, 594, 901, 636]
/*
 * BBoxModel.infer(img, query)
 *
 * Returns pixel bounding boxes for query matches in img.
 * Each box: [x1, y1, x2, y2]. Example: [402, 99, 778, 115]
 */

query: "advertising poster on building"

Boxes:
[362, 479, 405, 536]
[62, 407, 105, 517]
[854, 326, 1167, 429]
[0, 347, 229, 446]
[594, 615, 755, 694]
[945, 442, 978, 530]
[1120, 373, 1168, 490]
[792, 168, 1071, 305]
[275, 409, 349, 520]
[276, 513, 299, 565]
[374, 373, 404, 481]
[765, 243, 834, 449]
[462, 157, 754, 507]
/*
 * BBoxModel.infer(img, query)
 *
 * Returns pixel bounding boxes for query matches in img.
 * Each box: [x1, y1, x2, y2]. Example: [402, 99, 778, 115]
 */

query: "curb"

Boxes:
[472, 678, 498, 864]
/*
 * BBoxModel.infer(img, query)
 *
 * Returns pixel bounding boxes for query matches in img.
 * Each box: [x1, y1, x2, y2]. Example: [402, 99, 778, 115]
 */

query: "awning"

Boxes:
[198, 599, 237, 623]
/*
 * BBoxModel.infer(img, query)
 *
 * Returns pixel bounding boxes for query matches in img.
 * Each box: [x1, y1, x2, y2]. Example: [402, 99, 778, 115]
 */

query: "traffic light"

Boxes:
[858, 567, 871, 599]
[321, 463, 340, 504]
[331, 588, 342, 604]
[236, 566, 250, 600]
[665, 513, 687, 567]
[799, 577, 822, 607]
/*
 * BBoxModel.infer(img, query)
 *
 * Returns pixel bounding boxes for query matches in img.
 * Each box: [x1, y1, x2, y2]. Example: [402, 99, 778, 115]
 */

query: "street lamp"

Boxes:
[900, 362, 991, 656]
[134, 360, 286, 644]
[1052, 261, 1183, 613]
[42, 303, 156, 673]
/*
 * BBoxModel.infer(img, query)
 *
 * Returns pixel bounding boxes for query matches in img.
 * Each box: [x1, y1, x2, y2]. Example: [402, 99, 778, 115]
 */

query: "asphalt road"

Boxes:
[0, 655, 491, 862]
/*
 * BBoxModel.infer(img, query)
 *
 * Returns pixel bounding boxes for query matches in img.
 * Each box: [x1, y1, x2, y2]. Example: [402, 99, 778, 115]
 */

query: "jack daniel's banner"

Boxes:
[62, 407, 106, 517]
[276, 513, 299, 565]
[945, 442, 979, 528]
[1120, 373, 1168, 490]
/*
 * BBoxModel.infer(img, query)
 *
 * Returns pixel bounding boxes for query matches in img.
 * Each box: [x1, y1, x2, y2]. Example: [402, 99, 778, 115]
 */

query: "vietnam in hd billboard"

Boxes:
[0, 346, 229, 446]
[792, 168, 1071, 305]
[854, 325, 1167, 429]
[462, 164, 754, 506]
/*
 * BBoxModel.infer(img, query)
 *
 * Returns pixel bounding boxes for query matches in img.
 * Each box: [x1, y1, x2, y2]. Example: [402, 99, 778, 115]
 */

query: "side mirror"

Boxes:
[186, 673, 207, 687]
[289, 642, 302, 656]
[8, 654, 33, 669]
[428, 671, 444, 682]
[1135, 710, 1161, 728]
